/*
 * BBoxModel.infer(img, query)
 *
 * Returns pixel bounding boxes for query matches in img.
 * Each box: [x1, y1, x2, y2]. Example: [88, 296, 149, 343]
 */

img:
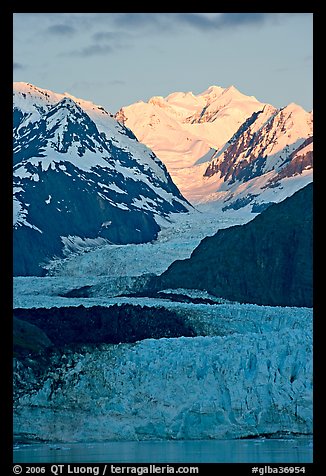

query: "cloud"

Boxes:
[16, 13, 307, 37]
[109, 12, 305, 33]
[173, 13, 291, 31]
[46, 24, 76, 36]
[214, 13, 272, 28]
[64, 28, 131, 58]
[65, 43, 113, 57]
[13, 62, 24, 70]
[114, 13, 166, 28]
[92, 31, 117, 42]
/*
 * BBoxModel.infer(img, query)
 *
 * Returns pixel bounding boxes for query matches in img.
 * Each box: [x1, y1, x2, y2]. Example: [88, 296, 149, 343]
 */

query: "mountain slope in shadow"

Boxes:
[158, 183, 313, 307]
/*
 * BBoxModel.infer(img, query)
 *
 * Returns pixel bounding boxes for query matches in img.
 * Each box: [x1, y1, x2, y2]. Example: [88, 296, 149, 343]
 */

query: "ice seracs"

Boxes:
[13, 302, 312, 442]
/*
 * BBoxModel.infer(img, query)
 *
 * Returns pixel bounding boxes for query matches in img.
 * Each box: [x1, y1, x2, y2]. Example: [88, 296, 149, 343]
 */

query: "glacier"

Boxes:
[14, 300, 312, 443]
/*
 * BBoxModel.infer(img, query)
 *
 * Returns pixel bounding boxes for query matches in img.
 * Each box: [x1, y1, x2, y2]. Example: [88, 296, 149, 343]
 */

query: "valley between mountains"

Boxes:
[13, 82, 313, 448]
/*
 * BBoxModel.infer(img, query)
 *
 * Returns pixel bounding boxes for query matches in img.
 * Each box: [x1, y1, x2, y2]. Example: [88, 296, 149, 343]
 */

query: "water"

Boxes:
[14, 438, 313, 463]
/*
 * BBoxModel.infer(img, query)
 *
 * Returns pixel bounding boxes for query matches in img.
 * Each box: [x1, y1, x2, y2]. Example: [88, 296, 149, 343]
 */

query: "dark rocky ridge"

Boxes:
[14, 304, 196, 349]
[13, 317, 53, 355]
[157, 184, 313, 307]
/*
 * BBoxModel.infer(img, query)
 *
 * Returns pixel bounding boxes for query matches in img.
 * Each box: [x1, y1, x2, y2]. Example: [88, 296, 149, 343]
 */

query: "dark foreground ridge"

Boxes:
[157, 183, 313, 307]
[14, 304, 195, 352]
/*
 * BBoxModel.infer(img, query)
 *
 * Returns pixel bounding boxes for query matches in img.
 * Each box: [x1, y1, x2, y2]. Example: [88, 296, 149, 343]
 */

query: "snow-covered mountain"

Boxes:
[116, 86, 313, 210]
[13, 83, 190, 276]
[202, 103, 313, 212]
[116, 85, 267, 183]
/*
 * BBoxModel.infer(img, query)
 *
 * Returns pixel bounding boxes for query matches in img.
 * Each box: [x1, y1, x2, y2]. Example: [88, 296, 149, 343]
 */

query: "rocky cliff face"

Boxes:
[158, 183, 313, 307]
[204, 104, 312, 184]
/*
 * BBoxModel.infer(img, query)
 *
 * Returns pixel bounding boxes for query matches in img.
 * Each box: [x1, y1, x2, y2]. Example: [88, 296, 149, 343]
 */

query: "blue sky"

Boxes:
[13, 13, 313, 113]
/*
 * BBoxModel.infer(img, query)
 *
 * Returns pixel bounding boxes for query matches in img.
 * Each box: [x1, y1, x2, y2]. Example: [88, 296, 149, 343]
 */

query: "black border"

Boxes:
[1, 2, 14, 471]
[5, 6, 320, 475]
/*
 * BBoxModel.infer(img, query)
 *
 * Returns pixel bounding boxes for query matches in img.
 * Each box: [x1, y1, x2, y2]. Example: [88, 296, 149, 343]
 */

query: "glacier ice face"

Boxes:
[14, 304, 312, 443]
